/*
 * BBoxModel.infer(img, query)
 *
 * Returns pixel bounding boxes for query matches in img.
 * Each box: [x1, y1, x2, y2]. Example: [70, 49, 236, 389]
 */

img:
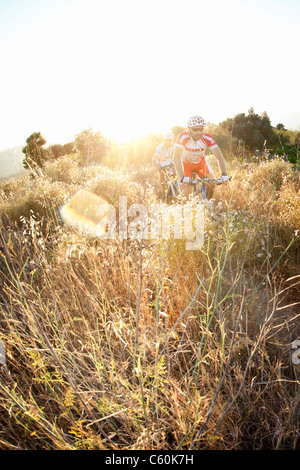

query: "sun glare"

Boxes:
[1, 0, 299, 150]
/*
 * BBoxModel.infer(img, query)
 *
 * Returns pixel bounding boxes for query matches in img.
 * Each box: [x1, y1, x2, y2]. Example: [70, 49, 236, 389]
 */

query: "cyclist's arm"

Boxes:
[152, 151, 160, 165]
[173, 146, 184, 179]
[211, 145, 227, 175]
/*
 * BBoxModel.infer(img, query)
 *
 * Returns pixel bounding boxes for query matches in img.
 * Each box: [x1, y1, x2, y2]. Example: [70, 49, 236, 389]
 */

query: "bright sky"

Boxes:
[0, 0, 300, 150]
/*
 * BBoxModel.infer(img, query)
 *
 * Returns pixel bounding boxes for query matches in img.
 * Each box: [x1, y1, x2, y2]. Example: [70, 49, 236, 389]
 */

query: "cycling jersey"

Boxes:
[154, 143, 174, 163]
[175, 130, 217, 164]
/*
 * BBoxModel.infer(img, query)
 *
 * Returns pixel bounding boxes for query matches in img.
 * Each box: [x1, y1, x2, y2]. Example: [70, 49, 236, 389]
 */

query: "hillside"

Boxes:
[0, 146, 26, 180]
[0, 151, 299, 450]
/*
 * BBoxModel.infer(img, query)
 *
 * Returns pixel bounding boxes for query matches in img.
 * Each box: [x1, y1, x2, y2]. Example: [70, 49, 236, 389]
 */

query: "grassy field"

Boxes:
[0, 151, 299, 450]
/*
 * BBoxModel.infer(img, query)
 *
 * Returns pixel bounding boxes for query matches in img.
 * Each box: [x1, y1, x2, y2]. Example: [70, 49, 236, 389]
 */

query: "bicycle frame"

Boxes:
[158, 161, 181, 201]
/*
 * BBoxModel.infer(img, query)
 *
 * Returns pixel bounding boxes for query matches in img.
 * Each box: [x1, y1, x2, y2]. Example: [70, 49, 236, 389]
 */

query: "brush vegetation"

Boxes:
[0, 145, 299, 450]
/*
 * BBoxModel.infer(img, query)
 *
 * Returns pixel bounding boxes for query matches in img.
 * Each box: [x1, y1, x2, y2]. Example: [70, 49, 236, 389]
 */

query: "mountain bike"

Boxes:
[189, 176, 232, 200]
[183, 175, 232, 249]
[157, 159, 181, 203]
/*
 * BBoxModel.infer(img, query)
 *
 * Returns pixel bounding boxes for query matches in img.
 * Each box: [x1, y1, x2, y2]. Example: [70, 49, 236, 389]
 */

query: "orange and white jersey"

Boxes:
[175, 131, 218, 164]
[154, 143, 174, 163]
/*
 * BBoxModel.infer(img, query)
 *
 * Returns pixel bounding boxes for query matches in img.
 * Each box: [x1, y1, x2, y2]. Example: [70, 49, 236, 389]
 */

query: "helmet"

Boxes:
[163, 130, 174, 141]
[187, 116, 206, 128]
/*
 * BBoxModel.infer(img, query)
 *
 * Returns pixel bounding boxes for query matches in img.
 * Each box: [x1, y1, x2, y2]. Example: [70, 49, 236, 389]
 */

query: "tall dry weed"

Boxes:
[0, 156, 299, 450]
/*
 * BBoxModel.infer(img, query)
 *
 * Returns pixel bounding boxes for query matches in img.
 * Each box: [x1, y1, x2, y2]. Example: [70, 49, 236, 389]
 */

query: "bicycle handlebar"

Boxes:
[157, 162, 174, 169]
[190, 176, 232, 185]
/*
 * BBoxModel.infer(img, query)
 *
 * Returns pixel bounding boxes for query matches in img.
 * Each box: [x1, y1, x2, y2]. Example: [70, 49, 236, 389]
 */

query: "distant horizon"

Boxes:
[1, 109, 300, 154]
[0, 145, 25, 180]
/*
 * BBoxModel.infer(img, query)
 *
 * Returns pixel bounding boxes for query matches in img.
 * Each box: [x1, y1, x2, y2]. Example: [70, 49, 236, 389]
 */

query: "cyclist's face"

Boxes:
[189, 126, 205, 140]
[164, 139, 172, 148]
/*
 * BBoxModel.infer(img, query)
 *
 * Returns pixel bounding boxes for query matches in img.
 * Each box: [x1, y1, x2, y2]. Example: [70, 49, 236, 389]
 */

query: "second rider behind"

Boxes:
[153, 130, 175, 197]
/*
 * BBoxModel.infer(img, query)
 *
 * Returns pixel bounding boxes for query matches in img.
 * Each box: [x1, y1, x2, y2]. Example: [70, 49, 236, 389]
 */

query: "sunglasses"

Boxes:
[190, 127, 204, 132]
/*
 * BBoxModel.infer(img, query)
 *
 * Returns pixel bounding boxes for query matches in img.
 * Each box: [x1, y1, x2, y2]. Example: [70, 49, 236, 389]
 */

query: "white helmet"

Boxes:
[163, 130, 174, 141]
[187, 116, 206, 128]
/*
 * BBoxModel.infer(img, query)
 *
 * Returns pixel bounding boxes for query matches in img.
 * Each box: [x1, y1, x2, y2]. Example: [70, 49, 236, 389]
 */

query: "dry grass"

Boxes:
[0, 154, 299, 450]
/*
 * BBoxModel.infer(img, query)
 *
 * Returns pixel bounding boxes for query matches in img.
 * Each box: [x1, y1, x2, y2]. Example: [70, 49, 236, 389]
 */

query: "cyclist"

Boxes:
[153, 130, 175, 195]
[154, 130, 174, 166]
[173, 116, 229, 199]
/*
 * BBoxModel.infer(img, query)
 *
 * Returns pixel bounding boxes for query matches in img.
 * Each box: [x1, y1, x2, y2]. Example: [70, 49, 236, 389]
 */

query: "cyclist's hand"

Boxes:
[159, 159, 173, 168]
[180, 176, 192, 184]
[220, 175, 230, 182]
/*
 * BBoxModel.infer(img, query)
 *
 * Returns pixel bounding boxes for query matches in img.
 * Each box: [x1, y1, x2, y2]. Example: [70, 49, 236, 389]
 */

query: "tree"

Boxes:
[63, 142, 76, 154]
[75, 129, 108, 165]
[48, 144, 65, 160]
[220, 109, 278, 152]
[22, 132, 50, 170]
[48, 142, 76, 159]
